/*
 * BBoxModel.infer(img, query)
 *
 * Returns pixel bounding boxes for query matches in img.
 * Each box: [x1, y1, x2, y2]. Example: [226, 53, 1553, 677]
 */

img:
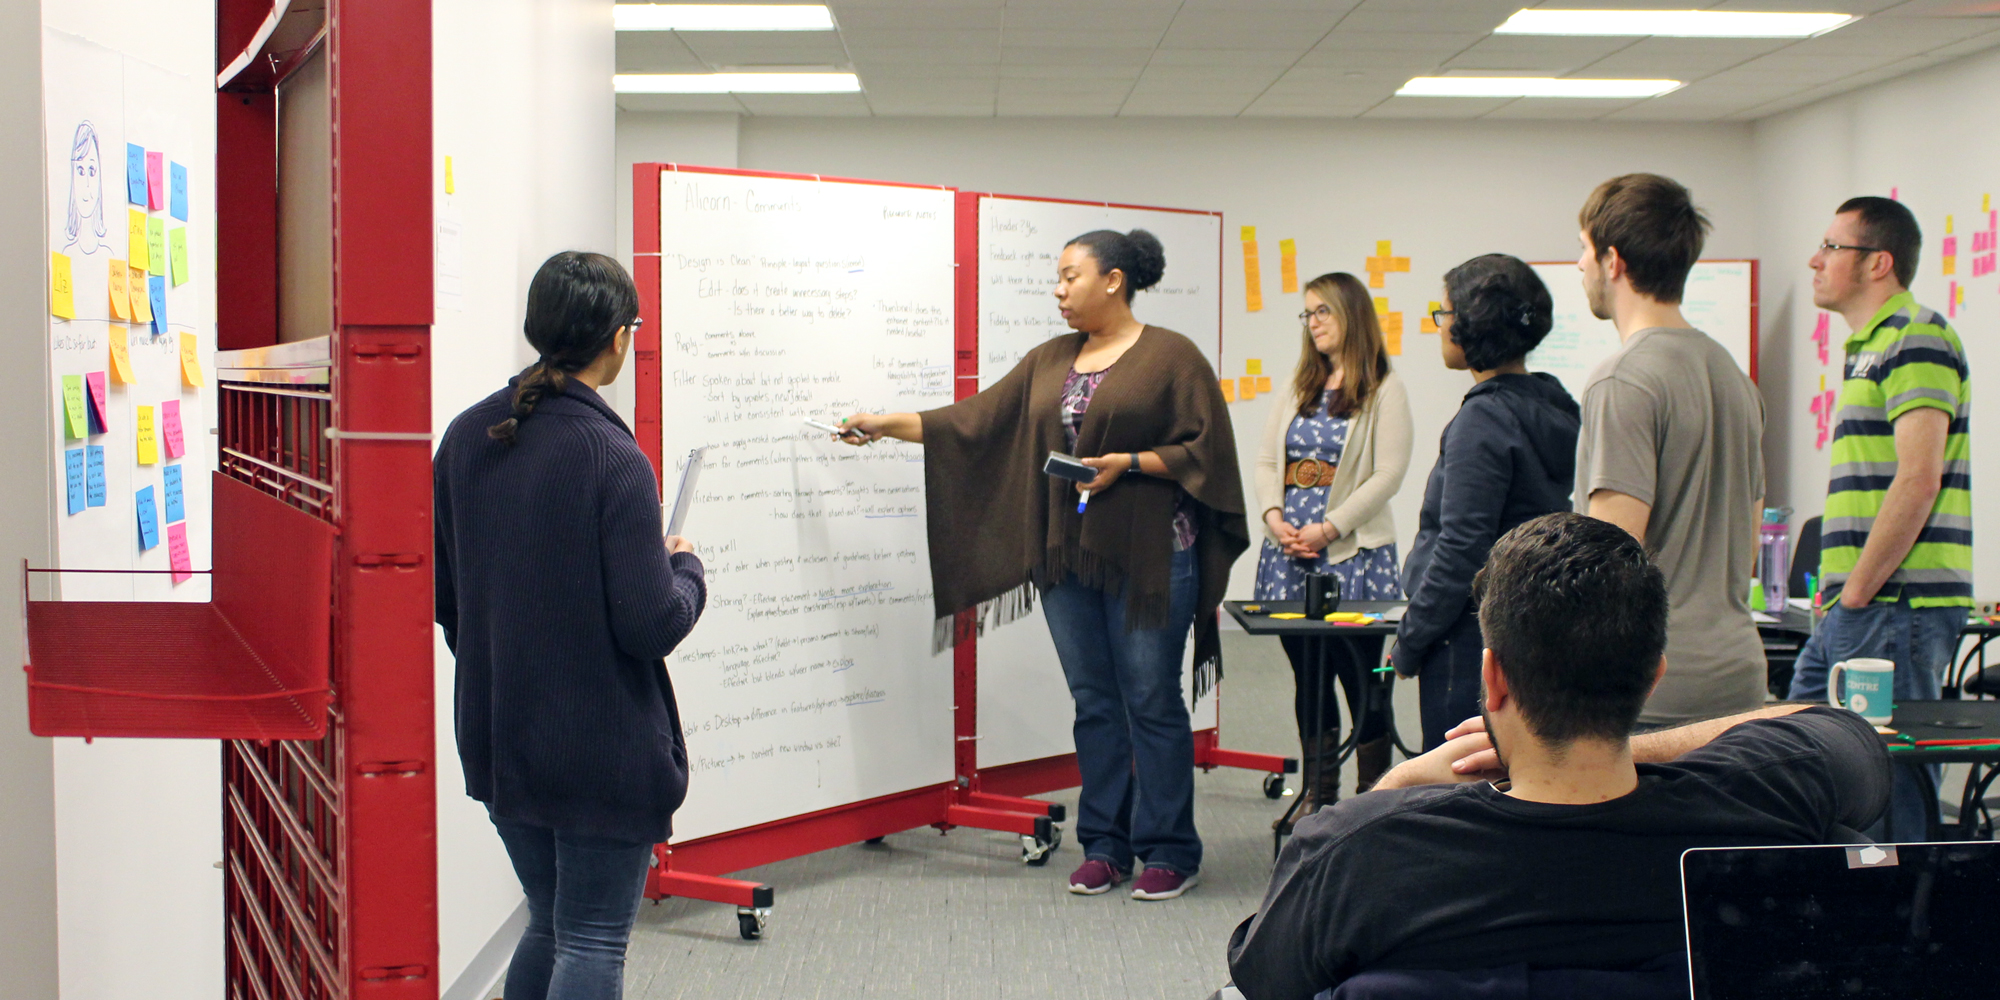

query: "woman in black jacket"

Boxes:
[434, 251, 707, 1000]
[1391, 254, 1578, 750]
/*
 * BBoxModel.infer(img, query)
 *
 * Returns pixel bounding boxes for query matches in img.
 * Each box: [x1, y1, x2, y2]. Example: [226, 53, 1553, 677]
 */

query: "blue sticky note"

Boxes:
[149, 274, 167, 336]
[65, 449, 85, 515]
[163, 464, 185, 523]
[126, 144, 147, 205]
[170, 162, 188, 221]
[85, 446, 105, 507]
[136, 486, 160, 550]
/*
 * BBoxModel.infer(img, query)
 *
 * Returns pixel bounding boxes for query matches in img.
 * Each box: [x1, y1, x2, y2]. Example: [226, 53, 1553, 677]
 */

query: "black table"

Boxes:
[1883, 699, 2000, 841]
[1224, 600, 1417, 852]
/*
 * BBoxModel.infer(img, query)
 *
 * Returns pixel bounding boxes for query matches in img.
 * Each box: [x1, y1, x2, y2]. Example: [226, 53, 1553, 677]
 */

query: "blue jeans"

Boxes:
[1041, 547, 1202, 875]
[491, 814, 655, 1000]
[1787, 599, 1968, 842]
[1416, 613, 1484, 752]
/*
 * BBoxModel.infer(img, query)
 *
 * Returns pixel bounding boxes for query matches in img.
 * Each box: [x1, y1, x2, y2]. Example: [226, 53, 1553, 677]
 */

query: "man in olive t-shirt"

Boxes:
[1573, 174, 1766, 725]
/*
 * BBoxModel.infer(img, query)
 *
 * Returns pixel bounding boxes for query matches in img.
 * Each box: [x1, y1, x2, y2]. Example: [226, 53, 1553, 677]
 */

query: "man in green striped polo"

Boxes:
[1789, 195, 1971, 842]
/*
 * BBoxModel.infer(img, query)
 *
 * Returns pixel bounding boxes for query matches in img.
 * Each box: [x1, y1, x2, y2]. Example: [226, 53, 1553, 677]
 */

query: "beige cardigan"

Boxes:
[1254, 370, 1413, 564]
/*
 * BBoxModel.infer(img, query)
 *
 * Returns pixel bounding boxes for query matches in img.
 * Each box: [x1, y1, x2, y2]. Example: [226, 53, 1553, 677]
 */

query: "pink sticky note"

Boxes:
[1890, 187, 1900, 201]
[166, 521, 192, 584]
[85, 371, 108, 431]
[1943, 236, 1958, 257]
[146, 152, 166, 211]
[1811, 313, 1831, 365]
[160, 398, 186, 459]
[1949, 281, 1959, 318]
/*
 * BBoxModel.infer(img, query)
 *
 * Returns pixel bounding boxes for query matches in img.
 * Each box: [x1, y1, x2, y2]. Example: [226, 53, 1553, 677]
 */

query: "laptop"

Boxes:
[1682, 842, 2000, 999]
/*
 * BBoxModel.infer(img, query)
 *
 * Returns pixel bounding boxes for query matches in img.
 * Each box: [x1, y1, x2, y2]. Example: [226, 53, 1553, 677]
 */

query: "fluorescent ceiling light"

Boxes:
[614, 4, 834, 31]
[1397, 76, 1681, 98]
[1494, 9, 1856, 38]
[615, 72, 861, 93]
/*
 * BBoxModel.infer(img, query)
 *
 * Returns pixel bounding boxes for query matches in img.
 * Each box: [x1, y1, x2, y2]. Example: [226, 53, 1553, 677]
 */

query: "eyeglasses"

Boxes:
[1817, 241, 1881, 256]
[1298, 305, 1333, 323]
[1430, 309, 1455, 327]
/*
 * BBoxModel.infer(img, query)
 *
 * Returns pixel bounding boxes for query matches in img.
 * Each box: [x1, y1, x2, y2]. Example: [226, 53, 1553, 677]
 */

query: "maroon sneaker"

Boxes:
[1130, 866, 1199, 900]
[1066, 859, 1129, 895]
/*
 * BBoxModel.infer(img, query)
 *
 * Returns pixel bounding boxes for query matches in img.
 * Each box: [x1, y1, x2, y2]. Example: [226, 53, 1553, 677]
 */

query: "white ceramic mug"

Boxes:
[1828, 657, 1896, 725]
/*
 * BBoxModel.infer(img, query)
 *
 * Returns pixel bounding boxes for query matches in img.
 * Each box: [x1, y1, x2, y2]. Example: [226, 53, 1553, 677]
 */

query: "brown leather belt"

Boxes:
[1285, 458, 1337, 489]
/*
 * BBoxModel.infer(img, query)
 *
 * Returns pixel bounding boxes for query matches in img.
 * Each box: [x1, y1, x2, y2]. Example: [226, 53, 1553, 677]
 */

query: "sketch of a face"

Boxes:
[64, 121, 107, 255]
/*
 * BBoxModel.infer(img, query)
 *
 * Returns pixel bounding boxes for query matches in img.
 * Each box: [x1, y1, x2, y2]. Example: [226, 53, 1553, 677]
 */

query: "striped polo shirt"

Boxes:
[1822, 291, 1972, 607]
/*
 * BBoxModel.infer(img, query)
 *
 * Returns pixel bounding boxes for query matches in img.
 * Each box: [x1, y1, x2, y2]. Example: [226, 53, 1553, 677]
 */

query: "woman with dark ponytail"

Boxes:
[841, 229, 1248, 903]
[435, 251, 706, 1000]
[1392, 254, 1578, 750]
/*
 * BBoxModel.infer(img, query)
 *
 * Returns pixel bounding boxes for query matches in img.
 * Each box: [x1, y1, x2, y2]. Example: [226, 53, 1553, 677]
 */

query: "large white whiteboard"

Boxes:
[971, 195, 1223, 769]
[1528, 260, 1756, 401]
[656, 169, 956, 842]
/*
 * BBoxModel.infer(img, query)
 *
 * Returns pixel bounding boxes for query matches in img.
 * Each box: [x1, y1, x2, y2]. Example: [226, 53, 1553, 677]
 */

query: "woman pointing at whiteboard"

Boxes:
[842, 229, 1248, 902]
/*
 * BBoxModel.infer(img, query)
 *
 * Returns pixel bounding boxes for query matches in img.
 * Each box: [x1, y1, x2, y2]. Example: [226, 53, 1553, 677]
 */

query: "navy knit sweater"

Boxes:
[434, 377, 706, 844]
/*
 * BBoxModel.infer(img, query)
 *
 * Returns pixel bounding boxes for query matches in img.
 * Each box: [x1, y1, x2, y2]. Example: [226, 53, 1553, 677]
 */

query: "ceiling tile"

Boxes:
[1000, 28, 1170, 47]
[1301, 31, 1483, 56]
[839, 27, 1002, 48]
[1118, 93, 1260, 115]
[831, 7, 1005, 29]
[616, 32, 711, 73]
[846, 46, 1000, 66]
[1361, 94, 1512, 117]
[997, 95, 1128, 115]
[998, 63, 1141, 80]
[1479, 97, 1644, 119]
[732, 93, 876, 116]
[1571, 36, 1794, 77]
[1147, 48, 1309, 66]
[1132, 66, 1289, 87]
[1000, 46, 1156, 67]
[615, 93, 748, 114]
[676, 33, 852, 66]
[1336, 0, 1519, 34]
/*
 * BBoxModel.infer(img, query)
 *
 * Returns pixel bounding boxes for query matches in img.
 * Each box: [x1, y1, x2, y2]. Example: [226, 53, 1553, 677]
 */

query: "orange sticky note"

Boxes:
[1242, 236, 1263, 313]
[136, 405, 159, 464]
[128, 208, 150, 271]
[1256, 375, 1272, 393]
[179, 332, 203, 387]
[1367, 270, 1385, 289]
[1385, 328, 1403, 356]
[109, 259, 132, 321]
[109, 333, 135, 384]
[1278, 238, 1298, 294]
[50, 252, 74, 319]
[1219, 378, 1236, 402]
[1239, 376, 1258, 400]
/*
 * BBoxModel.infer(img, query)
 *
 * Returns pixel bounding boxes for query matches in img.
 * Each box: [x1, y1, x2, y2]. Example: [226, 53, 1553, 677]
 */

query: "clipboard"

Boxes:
[666, 446, 705, 536]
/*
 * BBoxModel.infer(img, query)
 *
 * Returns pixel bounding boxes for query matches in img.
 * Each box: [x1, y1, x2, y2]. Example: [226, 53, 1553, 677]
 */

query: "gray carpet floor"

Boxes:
[624, 631, 1421, 1000]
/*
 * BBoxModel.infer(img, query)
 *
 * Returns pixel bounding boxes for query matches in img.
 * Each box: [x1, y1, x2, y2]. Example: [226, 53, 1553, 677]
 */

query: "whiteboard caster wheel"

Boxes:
[1020, 822, 1061, 866]
[736, 906, 770, 941]
[1263, 773, 1286, 799]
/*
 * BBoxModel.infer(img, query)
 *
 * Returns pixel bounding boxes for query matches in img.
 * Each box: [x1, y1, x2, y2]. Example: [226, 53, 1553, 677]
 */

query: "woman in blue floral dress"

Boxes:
[1252, 272, 1413, 808]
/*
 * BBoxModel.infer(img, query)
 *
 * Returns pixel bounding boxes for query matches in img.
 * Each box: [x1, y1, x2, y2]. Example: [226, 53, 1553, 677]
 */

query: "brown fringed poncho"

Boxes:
[920, 326, 1249, 696]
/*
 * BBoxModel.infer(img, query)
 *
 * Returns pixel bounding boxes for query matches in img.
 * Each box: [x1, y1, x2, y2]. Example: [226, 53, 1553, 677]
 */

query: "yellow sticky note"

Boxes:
[179, 332, 203, 387]
[1946, 215, 1954, 235]
[1376, 240, 1392, 257]
[128, 208, 150, 271]
[1269, 612, 1306, 620]
[128, 269, 152, 322]
[136, 405, 158, 464]
[1819, 374, 1827, 393]
[61, 375, 86, 439]
[147, 218, 167, 275]
[109, 259, 132, 321]
[1246, 358, 1263, 376]
[1986, 193, 1992, 213]
[109, 334, 134, 384]
[1241, 226, 1256, 242]
[50, 252, 75, 319]
[1239, 376, 1258, 400]
[1256, 375, 1272, 393]
[1373, 296, 1388, 314]
[169, 228, 189, 286]
[1219, 378, 1236, 403]
[444, 154, 455, 195]
[1958, 284, 1965, 306]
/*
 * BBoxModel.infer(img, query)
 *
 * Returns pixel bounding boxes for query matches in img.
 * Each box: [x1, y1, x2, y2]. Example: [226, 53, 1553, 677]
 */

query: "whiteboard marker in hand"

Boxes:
[1077, 489, 1090, 514]
[804, 418, 868, 443]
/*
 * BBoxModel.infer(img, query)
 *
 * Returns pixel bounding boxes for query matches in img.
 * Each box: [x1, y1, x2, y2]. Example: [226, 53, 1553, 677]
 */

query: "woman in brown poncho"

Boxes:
[842, 229, 1247, 902]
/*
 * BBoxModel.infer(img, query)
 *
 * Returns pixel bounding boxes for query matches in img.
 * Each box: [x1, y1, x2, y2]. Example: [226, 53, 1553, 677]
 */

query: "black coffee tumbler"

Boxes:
[1304, 572, 1339, 618]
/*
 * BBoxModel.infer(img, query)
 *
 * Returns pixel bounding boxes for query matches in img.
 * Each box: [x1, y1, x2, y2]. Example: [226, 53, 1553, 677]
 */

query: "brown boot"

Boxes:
[1305, 731, 1344, 812]
[1354, 738, 1392, 794]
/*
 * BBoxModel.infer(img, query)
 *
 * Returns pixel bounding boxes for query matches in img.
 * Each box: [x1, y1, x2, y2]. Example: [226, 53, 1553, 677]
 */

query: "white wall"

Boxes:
[432, 0, 616, 994]
[1754, 46, 2000, 603]
[708, 115, 1762, 599]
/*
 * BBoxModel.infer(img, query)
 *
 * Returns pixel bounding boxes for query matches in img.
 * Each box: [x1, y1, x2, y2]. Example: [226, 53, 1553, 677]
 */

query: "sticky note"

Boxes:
[85, 372, 107, 434]
[444, 154, 455, 195]
[146, 152, 166, 211]
[61, 375, 86, 439]
[167, 522, 192, 584]
[1242, 236, 1263, 313]
[179, 332, 202, 387]
[161, 399, 185, 458]
[1256, 375, 1272, 393]
[1278, 238, 1298, 294]
[136, 486, 160, 550]
[1946, 215, 1954, 235]
[147, 217, 167, 275]
[109, 259, 132, 320]
[65, 449, 85, 516]
[85, 446, 105, 507]
[1812, 312, 1831, 365]
[1421, 300, 1442, 334]
[1241, 226, 1256, 241]
[128, 209, 150, 271]
[149, 274, 167, 336]
[136, 405, 158, 464]
[129, 267, 152, 323]
[1239, 375, 1258, 400]
[1269, 612, 1306, 620]
[1373, 296, 1388, 314]
[1376, 240, 1392, 257]
[1219, 378, 1235, 402]
[1365, 241, 1412, 289]
[50, 252, 74, 319]
[109, 333, 134, 384]
[1986, 193, 1993, 213]
[170, 162, 188, 221]
[163, 464, 185, 523]
[1246, 358, 1263, 376]
[169, 227, 189, 286]
[126, 144, 147, 205]
[1890, 186, 1899, 201]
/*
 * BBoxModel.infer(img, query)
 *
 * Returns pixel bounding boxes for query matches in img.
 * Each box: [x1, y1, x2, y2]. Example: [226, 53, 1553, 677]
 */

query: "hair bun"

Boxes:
[1124, 229, 1166, 292]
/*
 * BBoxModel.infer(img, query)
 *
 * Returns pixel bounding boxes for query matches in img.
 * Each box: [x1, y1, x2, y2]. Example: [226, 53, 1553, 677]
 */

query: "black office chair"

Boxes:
[1764, 515, 1821, 699]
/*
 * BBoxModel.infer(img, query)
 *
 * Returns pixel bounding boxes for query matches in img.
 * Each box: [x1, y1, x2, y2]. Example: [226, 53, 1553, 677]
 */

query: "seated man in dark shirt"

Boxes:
[1225, 512, 1891, 1000]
